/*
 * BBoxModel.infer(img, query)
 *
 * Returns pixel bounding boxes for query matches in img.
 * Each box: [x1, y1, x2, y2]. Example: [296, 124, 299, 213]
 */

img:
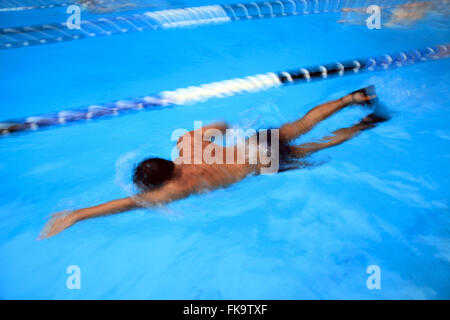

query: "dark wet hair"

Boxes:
[132, 157, 175, 191]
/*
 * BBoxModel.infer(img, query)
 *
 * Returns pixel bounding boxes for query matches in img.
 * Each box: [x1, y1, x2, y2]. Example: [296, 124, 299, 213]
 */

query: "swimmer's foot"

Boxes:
[360, 112, 390, 128]
[350, 85, 379, 107]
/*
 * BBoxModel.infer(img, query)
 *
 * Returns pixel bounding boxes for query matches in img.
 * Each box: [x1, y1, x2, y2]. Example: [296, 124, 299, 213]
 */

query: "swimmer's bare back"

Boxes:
[39, 86, 389, 239]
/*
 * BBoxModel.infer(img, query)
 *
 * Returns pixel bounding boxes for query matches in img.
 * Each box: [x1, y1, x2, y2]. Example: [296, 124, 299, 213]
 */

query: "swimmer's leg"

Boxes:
[288, 112, 389, 158]
[279, 86, 377, 143]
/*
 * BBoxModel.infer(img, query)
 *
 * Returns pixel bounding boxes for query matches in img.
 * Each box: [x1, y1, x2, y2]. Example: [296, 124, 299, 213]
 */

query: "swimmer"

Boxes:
[338, 1, 439, 27]
[39, 86, 390, 239]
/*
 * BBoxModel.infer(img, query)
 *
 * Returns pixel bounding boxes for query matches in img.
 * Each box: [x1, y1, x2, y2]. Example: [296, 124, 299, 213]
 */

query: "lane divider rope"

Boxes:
[1, 43, 448, 136]
[0, 0, 419, 49]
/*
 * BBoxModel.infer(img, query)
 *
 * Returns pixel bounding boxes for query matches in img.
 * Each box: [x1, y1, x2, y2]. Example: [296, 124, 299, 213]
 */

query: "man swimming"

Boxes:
[338, 1, 438, 27]
[39, 86, 389, 239]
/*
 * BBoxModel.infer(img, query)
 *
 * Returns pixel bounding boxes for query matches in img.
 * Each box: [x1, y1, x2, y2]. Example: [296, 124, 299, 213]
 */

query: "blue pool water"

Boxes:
[0, 1, 449, 299]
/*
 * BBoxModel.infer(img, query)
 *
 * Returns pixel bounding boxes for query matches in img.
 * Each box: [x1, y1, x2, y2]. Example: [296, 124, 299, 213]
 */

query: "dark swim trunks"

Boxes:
[256, 129, 296, 172]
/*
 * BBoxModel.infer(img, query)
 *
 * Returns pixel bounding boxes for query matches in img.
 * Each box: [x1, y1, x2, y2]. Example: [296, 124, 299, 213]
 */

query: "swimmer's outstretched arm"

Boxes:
[38, 197, 137, 240]
[39, 184, 191, 239]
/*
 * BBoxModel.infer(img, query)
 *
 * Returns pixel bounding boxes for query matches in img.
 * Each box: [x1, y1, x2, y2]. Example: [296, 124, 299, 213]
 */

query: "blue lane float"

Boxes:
[0, 0, 419, 49]
[1, 44, 448, 136]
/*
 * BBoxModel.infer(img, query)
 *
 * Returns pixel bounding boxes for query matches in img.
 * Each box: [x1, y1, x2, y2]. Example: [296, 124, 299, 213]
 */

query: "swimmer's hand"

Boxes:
[38, 210, 77, 240]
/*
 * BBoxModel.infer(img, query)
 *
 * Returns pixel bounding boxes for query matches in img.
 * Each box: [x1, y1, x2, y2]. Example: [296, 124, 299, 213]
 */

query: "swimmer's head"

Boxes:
[132, 157, 175, 191]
